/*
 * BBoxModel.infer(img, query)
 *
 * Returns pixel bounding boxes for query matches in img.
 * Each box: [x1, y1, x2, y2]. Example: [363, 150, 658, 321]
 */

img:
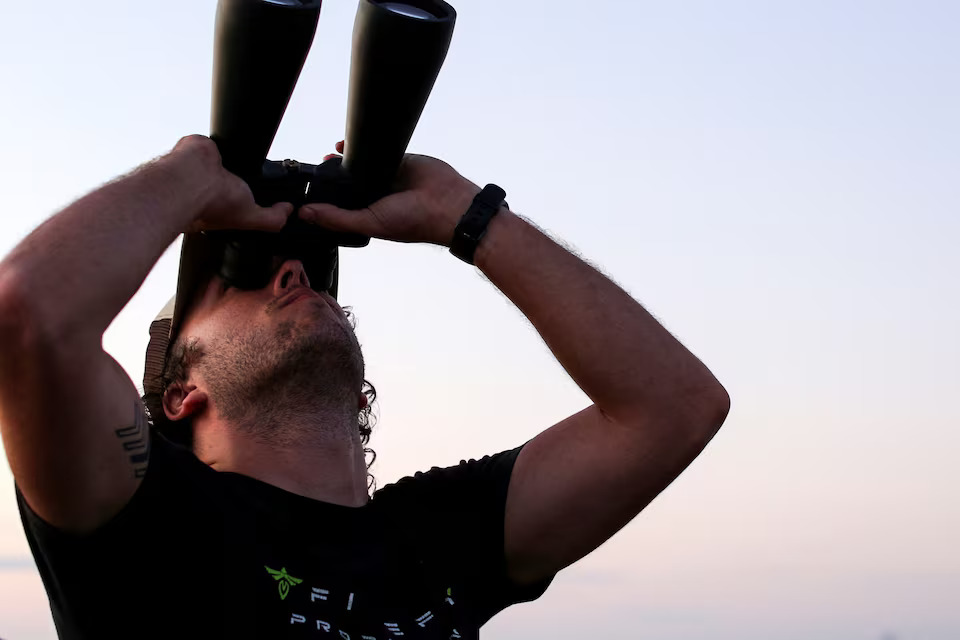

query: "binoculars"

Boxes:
[190, 0, 457, 303]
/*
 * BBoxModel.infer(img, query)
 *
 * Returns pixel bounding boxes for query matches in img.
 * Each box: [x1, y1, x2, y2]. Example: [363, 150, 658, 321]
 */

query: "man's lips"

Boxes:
[276, 287, 321, 310]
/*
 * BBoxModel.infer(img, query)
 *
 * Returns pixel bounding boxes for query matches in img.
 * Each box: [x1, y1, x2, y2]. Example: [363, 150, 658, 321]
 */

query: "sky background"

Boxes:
[1, 0, 958, 638]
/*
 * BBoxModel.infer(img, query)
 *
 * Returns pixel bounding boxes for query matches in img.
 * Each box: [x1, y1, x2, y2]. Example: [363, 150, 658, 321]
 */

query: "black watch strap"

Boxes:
[449, 184, 507, 265]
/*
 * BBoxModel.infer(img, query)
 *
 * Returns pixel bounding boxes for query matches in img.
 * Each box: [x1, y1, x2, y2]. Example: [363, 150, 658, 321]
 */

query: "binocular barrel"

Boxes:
[210, 0, 456, 199]
[211, 0, 323, 181]
[342, 0, 456, 197]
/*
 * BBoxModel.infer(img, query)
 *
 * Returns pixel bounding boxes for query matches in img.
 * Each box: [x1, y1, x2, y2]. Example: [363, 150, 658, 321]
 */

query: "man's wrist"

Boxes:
[157, 140, 221, 228]
[472, 205, 515, 270]
[437, 181, 482, 247]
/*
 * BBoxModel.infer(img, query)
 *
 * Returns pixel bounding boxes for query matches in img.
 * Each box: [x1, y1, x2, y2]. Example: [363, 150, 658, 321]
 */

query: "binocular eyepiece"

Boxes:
[172, 0, 456, 332]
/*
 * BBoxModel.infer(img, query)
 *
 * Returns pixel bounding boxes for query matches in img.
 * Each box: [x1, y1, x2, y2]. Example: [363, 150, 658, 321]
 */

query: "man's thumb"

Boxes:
[299, 203, 374, 235]
[245, 201, 293, 232]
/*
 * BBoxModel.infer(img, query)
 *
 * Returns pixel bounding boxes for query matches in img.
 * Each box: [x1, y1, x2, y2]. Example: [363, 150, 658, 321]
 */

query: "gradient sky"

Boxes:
[1, 1, 958, 638]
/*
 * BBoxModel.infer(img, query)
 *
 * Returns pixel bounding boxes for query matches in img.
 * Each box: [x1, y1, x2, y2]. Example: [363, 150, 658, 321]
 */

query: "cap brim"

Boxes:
[142, 232, 219, 396]
[170, 231, 221, 343]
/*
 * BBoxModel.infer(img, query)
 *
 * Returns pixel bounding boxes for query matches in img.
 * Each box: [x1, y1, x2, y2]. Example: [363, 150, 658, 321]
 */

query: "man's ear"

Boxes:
[358, 392, 368, 411]
[162, 383, 209, 422]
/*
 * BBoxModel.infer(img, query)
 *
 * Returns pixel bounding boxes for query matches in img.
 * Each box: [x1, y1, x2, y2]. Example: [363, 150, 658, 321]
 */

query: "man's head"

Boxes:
[142, 255, 377, 481]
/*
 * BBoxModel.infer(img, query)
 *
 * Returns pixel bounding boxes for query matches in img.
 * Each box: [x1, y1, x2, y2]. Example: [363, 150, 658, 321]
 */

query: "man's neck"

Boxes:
[193, 410, 370, 508]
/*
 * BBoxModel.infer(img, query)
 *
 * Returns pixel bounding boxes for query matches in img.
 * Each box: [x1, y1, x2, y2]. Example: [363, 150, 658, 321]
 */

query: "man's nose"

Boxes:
[272, 259, 311, 296]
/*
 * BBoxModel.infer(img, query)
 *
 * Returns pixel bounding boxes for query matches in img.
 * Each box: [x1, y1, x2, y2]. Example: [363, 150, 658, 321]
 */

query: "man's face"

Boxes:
[172, 258, 365, 432]
[182, 257, 351, 347]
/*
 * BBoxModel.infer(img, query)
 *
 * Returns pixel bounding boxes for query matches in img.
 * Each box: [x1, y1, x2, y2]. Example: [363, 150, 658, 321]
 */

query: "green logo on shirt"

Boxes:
[265, 566, 303, 601]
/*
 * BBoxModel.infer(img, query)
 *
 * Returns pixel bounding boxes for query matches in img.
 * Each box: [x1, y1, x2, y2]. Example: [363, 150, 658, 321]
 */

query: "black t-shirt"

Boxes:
[16, 431, 555, 639]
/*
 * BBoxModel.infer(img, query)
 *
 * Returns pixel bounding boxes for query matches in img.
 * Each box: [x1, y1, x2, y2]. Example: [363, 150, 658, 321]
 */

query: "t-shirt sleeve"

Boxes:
[378, 440, 557, 627]
[16, 428, 202, 547]
[14, 430, 211, 637]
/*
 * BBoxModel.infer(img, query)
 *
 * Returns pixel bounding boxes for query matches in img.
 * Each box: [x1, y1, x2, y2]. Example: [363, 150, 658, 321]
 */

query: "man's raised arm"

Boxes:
[0, 136, 289, 532]
[474, 207, 729, 583]
[301, 147, 730, 586]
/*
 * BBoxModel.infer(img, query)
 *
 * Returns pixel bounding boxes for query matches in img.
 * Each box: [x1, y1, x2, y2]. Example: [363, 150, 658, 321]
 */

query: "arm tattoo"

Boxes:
[115, 403, 151, 478]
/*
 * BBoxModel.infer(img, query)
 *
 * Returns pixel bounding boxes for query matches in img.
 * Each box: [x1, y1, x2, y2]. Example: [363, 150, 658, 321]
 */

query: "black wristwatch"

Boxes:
[449, 184, 507, 265]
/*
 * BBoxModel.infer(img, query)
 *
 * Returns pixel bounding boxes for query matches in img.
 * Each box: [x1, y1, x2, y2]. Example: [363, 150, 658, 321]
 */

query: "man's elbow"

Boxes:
[680, 382, 730, 445]
[0, 267, 31, 346]
[636, 379, 730, 449]
[0, 264, 86, 347]
[707, 384, 731, 434]
[612, 380, 730, 447]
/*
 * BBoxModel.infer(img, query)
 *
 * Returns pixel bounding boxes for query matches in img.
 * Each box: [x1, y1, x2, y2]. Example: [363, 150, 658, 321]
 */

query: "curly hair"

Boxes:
[141, 307, 379, 493]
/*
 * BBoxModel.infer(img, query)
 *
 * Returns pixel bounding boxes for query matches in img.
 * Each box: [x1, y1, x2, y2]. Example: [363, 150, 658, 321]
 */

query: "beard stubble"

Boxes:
[196, 310, 365, 447]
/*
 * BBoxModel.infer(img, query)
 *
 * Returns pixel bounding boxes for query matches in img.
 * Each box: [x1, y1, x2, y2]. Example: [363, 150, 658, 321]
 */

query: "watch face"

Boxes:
[478, 184, 507, 207]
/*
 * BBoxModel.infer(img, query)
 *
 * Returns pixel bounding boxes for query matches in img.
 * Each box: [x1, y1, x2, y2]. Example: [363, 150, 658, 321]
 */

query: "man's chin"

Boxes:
[281, 323, 364, 385]
[199, 318, 365, 419]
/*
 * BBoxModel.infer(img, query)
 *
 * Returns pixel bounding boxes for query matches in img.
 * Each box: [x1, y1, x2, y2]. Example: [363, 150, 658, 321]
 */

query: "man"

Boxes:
[0, 135, 729, 639]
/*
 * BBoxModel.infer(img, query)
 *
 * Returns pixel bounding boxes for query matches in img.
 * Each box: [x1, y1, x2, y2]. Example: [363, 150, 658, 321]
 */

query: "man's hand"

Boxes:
[299, 141, 480, 246]
[171, 135, 293, 234]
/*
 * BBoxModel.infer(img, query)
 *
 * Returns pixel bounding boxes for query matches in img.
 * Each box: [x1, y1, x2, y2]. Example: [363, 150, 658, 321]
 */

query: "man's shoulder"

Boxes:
[370, 444, 527, 507]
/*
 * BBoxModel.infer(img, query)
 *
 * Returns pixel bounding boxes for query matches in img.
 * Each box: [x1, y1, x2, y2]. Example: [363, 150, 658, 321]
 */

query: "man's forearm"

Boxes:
[0, 149, 207, 341]
[475, 209, 728, 429]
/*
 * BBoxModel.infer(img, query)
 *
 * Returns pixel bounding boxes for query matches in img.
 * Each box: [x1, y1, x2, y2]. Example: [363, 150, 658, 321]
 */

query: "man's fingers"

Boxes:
[300, 203, 379, 237]
[335, 140, 344, 153]
[247, 202, 294, 232]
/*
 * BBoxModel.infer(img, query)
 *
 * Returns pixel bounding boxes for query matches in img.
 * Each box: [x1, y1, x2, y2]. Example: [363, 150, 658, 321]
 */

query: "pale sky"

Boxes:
[1, 1, 958, 638]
